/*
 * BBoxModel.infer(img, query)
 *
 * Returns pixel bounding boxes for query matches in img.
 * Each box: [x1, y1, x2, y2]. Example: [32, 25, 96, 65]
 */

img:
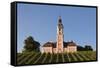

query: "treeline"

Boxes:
[77, 45, 93, 51]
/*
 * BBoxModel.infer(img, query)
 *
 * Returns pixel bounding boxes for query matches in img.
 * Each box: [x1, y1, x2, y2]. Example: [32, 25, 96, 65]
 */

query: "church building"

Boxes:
[42, 16, 77, 53]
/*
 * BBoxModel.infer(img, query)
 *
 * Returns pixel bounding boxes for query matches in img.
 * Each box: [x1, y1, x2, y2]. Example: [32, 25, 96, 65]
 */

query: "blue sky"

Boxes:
[17, 3, 96, 52]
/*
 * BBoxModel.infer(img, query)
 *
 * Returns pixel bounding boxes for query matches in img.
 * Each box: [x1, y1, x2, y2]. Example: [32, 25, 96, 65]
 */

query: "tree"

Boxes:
[77, 45, 93, 51]
[23, 36, 40, 52]
[77, 45, 85, 51]
[84, 45, 93, 51]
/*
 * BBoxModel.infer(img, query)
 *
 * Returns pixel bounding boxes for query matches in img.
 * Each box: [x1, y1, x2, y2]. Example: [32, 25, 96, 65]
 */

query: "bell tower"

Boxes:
[56, 16, 64, 53]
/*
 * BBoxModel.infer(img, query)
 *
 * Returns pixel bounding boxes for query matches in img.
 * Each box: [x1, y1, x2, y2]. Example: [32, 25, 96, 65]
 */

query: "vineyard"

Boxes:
[17, 51, 96, 65]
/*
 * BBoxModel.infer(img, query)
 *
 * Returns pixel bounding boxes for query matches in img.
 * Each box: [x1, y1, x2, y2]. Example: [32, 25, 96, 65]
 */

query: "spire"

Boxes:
[58, 16, 62, 23]
[58, 16, 61, 20]
[58, 16, 63, 29]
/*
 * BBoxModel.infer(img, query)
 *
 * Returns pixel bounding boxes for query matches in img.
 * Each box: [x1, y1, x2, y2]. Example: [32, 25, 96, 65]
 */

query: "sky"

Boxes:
[17, 3, 96, 52]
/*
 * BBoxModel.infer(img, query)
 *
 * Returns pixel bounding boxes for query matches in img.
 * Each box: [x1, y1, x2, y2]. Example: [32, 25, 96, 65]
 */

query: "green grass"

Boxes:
[17, 51, 97, 65]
